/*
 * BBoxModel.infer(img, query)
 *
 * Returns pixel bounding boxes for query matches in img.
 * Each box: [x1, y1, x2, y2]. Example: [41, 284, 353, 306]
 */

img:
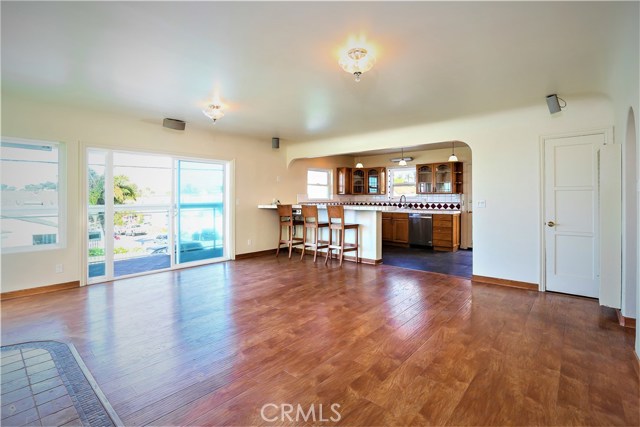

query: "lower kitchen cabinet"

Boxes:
[432, 214, 460, 252]
[382, 213, 409, 245]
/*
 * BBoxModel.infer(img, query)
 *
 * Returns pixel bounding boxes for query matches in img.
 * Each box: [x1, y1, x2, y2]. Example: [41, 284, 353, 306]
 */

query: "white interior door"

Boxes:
[544, 133, 604, 297]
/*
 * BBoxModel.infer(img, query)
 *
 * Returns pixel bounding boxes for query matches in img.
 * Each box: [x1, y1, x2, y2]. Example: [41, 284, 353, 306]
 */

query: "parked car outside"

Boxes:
[154, 233, 168, 244]
[125, 224, 147, 236]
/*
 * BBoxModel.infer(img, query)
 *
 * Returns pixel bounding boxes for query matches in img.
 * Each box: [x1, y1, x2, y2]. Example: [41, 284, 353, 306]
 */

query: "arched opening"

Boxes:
[292, 140, 474, 277]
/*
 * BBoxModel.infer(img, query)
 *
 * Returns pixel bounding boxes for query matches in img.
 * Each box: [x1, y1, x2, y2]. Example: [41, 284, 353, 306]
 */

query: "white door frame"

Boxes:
[80, 144, 235, 286]
[538, 128, 613, 292]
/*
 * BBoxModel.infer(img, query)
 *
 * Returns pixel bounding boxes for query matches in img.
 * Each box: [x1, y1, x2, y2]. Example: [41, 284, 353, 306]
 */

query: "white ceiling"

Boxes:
[1, 2, 633, 143]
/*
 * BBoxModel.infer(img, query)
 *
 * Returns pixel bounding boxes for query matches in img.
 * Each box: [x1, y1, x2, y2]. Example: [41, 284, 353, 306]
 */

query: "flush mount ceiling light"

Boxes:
[202, 104, 225, 123]
[339, 47, 376, 82]
[448, 141, 458, 162]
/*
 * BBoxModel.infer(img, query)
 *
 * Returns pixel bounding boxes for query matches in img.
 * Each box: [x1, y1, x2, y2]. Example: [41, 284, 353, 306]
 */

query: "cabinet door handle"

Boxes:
[547, 221, 555, 227]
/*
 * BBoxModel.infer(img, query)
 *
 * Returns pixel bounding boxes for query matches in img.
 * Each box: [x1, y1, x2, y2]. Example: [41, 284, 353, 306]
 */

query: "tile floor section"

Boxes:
[1, 347, 82, 426]
[382, 245, 473, 278]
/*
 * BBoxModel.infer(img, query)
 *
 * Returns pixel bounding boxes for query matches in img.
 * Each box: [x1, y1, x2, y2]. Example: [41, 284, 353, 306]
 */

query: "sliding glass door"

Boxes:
[87, 150, 228, 284]
[176, 161, 225, 264]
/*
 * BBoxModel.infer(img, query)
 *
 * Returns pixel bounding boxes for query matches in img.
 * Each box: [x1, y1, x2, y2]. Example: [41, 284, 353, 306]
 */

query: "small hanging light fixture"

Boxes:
[355, 157, 364, 168]
[398, 148, 407, 166]
[203, 104, 225, 123]
[448, 141, 458, 162]
[339, 47, 376, 82]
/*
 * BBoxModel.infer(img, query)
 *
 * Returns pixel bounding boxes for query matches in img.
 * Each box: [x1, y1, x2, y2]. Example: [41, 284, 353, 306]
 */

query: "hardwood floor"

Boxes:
[1, 256, 638, 426]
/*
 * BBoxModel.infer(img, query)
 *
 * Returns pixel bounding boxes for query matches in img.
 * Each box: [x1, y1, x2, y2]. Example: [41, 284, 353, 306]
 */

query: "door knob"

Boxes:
[547, 221, 555, 227]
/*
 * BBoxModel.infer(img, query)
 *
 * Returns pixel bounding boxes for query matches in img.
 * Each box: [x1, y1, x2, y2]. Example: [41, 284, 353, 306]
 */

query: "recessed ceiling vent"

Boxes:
[163, 118, 186, 130]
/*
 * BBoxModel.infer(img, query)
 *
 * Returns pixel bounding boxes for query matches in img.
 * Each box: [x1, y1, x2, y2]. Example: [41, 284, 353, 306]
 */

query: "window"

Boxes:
[388, 168, 417, 198]
[1, 138, 65, 252]
[307, 169, 332, 199]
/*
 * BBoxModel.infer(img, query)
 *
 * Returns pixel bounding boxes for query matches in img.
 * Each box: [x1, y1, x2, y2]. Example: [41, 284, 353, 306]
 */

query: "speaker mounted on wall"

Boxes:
[163, 118, 186, 130]
[546, 94, 566, 115]
[272, 137, 280, 149]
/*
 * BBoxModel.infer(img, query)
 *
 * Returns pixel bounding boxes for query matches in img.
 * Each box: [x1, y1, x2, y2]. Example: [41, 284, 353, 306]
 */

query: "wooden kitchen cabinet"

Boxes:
[336, 167, 352, 195]
[366, 167, 386, 195]
[432, 214, 460, 251]
[352, 169, 365, 194]
[415, 162, 463, 194]
[382, 212, 409, 245]
[381, 214, 393, 241]
[416, 164, 433, 194]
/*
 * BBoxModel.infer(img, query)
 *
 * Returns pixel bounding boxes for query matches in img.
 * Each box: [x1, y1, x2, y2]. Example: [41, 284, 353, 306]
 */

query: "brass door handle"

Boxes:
[547, 221, 555, 227]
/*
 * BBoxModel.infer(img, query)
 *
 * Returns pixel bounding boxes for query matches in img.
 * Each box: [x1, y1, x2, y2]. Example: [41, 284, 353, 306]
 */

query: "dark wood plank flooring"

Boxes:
[1, 255, 638, 426]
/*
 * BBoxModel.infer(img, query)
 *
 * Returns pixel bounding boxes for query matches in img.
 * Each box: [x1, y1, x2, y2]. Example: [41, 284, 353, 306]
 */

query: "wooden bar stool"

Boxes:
[300, 204, 330, 262]
[276, 204, 304, 259]
[325, 205, 359, 266]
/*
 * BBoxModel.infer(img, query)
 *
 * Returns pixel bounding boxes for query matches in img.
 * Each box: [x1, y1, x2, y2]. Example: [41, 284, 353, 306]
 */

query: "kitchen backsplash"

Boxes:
[297, 193, 464, 210]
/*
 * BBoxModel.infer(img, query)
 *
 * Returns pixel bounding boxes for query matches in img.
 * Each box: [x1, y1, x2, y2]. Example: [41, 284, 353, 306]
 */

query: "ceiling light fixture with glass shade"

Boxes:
[203, 103, 225, 123]
[339, 40, 376, 82]
[448, 141, 458, 162]
[398, 148, 407, 166]
[390, 148, 413, 166]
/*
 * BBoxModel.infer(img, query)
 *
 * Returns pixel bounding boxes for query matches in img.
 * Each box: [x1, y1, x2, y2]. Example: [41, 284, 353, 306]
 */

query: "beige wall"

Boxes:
[0, 93, 348, 292]
[285, 96, 616, 286]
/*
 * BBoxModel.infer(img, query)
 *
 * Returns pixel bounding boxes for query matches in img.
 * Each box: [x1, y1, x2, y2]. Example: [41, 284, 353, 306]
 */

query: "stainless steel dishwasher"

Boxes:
[409, 213, 433, 246]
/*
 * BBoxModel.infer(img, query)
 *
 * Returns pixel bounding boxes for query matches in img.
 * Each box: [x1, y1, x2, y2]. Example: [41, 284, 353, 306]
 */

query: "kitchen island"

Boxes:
[258, 204, 461, 264]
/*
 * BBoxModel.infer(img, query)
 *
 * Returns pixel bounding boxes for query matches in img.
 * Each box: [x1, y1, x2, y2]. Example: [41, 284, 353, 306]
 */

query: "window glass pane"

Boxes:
[1, 140, 60, 251]
[307, 170, 328, 185]
[88, 212, 106, 278]
[389, 168, 417, 197]
[176, 208, 224, 264]
[177, 160, 225, 265]
[308, 185, 329, 199]
[307, 169, 331, 199]
[113, 152, 172, 206]
[113, 208, 170, 277]
[179, 161, 224, 204]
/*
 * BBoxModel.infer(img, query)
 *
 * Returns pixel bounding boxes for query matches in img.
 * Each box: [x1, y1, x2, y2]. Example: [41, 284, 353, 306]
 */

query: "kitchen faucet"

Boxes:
[399, 195, 406, 208]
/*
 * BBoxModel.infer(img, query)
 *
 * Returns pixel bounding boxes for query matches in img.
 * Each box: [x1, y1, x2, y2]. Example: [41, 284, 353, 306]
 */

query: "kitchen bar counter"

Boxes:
[257, 204, 461, 215]
[258, 204, 460, 264]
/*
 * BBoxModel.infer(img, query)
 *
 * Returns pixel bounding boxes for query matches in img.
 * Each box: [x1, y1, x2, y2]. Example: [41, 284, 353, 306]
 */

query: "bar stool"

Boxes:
[276, 204, 304, 259]
[300, 204, 330, 262]
[325, 205, 359, 266]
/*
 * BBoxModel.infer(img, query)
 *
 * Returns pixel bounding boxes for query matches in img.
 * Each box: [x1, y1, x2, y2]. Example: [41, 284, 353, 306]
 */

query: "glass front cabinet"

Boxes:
[336, 167, 352, 195]
[352, 169, 365, 194]
[417, 164, 433, 194]
[416, 162, 463, 194]
[366, 168, 386, 195]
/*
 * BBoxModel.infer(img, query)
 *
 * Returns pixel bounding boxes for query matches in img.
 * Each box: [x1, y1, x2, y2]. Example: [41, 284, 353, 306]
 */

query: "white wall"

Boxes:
[0, 93, 347, 292]
[286, 96, 615, 285]
[599, 2, 639, 351]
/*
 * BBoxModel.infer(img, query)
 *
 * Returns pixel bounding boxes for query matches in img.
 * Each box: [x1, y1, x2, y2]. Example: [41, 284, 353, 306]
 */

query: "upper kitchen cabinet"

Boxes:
[416, 164, 433, 194]
[416, 162, 463, 194]
[352, 169, 366, 194]
[366, 167, 386, 195]
[336, 167, 352, 195]
[434, 163, 452, 193]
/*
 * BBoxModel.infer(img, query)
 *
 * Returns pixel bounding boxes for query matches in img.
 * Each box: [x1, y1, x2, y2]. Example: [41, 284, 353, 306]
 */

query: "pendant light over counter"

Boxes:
[448, 141, 458, 162]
